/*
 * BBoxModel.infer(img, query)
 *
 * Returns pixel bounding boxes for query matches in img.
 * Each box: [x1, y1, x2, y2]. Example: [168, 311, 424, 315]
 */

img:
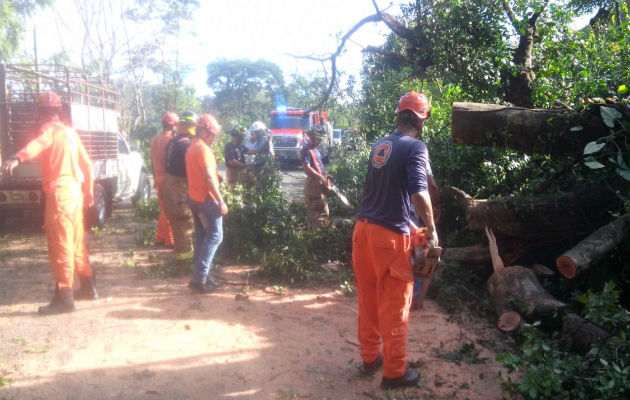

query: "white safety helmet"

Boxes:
[249, 121, 267, 135]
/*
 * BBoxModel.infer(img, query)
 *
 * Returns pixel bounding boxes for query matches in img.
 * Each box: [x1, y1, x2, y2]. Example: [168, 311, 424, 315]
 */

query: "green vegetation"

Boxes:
[497, 282, 629, 400]
[220, 163, 355, 284]
[135, 199, 160, 223]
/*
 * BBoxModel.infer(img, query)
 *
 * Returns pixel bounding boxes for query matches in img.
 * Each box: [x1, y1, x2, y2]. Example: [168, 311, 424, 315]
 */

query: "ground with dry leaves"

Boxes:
[0, 202, 507, 400]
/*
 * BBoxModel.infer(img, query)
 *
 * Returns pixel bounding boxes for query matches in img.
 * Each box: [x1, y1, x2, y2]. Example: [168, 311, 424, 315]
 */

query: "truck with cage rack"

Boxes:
[0, 64, 150, 227]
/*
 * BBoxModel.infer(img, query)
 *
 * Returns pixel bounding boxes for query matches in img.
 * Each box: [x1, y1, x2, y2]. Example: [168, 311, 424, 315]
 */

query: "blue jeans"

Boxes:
[412, 277, 423, 304]
[187, 195, 223, 284]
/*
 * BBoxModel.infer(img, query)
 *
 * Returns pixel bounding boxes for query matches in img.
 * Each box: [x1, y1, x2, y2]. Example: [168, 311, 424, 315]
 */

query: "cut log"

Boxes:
[486, 228, 566, 332]
[451, 102, 611, 156]
[438, 186, 474, 234]
[466, 186, 621, 243]
[497, 311, 522, 332]
[561, 313, 610, 355]
[441, 245, 491, 265]
[556, 214, 630, 279]
[487, 265, 567, 331]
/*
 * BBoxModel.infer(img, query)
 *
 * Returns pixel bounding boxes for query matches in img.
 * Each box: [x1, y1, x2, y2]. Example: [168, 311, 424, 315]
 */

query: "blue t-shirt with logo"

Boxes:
[300, 142, 326, 175]
[358, 131, 429, 235]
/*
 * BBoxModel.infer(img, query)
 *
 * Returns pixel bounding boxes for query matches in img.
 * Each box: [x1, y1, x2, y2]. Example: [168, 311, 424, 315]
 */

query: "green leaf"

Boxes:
[617, 150, 629, 170]
[584, 141, 605, 155]
[584, 160, 605, 169]
[600, 106, 622, 128]
[616, 167, 630, 181]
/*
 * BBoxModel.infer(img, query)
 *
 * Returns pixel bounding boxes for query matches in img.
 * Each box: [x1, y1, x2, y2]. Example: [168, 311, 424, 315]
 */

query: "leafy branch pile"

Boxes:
[220, 162, 356, 284]
[497, 282, 629, 400]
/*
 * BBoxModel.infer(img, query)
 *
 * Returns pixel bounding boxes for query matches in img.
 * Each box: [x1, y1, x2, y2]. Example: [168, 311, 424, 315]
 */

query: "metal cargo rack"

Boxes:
[0, 64, 120, 161]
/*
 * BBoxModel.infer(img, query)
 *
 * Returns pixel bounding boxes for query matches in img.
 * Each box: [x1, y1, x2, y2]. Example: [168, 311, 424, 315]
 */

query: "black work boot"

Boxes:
[75, 274, 98, 300]
[381, 368, 420, 390]
[359, 354, 383, 377]
[187, 281, 216, 294]
[38, 286, 75, 315]
[205, 275, 223, 289]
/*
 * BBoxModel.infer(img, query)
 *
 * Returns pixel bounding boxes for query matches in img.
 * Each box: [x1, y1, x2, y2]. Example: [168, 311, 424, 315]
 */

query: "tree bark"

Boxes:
[487, 266, 567, 332]
[561, 313, 610, 355]
[451, 102, 610, 156]
[465, 186, 620, 243]
[556, 214, 630, 279]
[442, 245, 491, 265]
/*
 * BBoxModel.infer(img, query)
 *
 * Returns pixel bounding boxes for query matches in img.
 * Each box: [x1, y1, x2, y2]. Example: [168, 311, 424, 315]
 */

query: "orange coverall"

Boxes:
[150, 130, 175, 246]
[17, 120, 94, 290]
[352, 219, 414, 378]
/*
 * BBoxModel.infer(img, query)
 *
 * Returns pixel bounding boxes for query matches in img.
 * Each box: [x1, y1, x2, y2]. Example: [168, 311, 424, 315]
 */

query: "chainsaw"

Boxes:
[410, 227, 443, 278]
[327, 178, 352, 208]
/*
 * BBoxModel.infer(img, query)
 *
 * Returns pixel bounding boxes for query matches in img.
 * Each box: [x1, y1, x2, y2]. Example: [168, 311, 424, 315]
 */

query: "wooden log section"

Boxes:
[556, 214, 630, 279]
[561, 313, 610, 355]
[487, 265, 567, 332]
[442, 245, 491, 265]
[451, 102, 609, 156]
[466, 186, 621, 243]
[486, 228, 566, 332]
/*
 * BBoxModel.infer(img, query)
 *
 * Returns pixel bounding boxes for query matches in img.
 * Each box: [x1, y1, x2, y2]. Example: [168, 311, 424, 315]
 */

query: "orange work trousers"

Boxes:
[154, 177, 174, 246]
[44, 183, 92, 289]
[352, 218, 414, 378]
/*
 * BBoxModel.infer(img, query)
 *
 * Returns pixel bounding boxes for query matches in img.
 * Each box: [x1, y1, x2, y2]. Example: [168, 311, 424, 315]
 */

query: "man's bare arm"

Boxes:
[411, 191, 438, 244]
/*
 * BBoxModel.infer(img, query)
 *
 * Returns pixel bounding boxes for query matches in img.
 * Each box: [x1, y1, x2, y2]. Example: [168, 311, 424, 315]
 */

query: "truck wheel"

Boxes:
[88, 183, 107, 228]
[132, 171, 151, 206]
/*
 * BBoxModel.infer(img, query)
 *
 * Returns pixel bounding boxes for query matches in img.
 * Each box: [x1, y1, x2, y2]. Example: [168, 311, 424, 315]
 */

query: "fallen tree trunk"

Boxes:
[465, 186, 620, 242]
[556, 214, 630, 279]
[561, 313, 610, 355]
[487, 265, 567, 332]
[442, 245, 491, 265]
[451, 102, 611, 156]
[486, 228, 567, 332]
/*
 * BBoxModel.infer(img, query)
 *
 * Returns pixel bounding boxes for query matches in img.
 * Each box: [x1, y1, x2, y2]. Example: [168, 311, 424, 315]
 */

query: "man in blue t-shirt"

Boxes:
[224, 127, 250, 186]
[352, 91, 438, 390]
[300, 125, 330, 228]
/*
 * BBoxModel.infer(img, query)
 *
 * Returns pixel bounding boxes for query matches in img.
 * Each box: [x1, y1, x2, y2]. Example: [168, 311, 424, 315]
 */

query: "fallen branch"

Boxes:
[556, 214, 630, 279]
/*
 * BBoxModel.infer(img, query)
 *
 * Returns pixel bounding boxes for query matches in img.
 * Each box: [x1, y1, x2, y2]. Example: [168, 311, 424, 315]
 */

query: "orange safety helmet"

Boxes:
[196, 114, 222, 135]
[395, 91, 431, 120]
[38, 91, 62, 108]
[162, 111, 179, 126]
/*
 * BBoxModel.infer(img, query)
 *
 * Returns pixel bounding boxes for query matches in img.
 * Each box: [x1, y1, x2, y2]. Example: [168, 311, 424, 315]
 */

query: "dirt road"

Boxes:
[0, 199, 506, 400]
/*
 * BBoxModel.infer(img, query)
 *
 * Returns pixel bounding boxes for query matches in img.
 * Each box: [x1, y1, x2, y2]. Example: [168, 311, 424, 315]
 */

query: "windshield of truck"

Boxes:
[269, 114, 310, 130]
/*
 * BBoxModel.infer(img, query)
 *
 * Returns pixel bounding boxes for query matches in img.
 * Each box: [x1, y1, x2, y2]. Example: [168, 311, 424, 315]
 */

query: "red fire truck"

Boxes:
[269, 107, 332, 164]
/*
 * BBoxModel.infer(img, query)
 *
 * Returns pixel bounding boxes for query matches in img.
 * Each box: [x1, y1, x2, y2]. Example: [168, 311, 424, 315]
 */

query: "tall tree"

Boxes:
[0, 0, 49, 62]
[205, 58, 285, 123]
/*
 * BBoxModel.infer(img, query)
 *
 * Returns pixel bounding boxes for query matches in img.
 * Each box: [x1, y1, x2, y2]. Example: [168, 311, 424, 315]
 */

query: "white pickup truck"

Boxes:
[0, 64, 150, 227]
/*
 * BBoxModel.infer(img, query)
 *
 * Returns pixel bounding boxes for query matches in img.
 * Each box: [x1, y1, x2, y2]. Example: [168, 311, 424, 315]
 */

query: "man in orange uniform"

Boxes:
[150, 111, 178, 246]
[1, 92, 97, 314]
[185, 114, 228, 293]
[352, 91, 437, 389]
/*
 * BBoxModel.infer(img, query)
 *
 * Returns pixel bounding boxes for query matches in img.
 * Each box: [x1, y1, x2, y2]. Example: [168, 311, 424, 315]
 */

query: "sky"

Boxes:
[24, 0, 408, 96]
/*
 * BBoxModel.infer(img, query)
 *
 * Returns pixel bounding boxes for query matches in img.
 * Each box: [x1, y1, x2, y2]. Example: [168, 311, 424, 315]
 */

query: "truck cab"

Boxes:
[269, 107, 332, 164]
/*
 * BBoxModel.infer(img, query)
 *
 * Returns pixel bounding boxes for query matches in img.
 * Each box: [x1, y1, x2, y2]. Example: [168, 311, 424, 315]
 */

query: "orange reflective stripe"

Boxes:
[308, 148, 323, 176]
